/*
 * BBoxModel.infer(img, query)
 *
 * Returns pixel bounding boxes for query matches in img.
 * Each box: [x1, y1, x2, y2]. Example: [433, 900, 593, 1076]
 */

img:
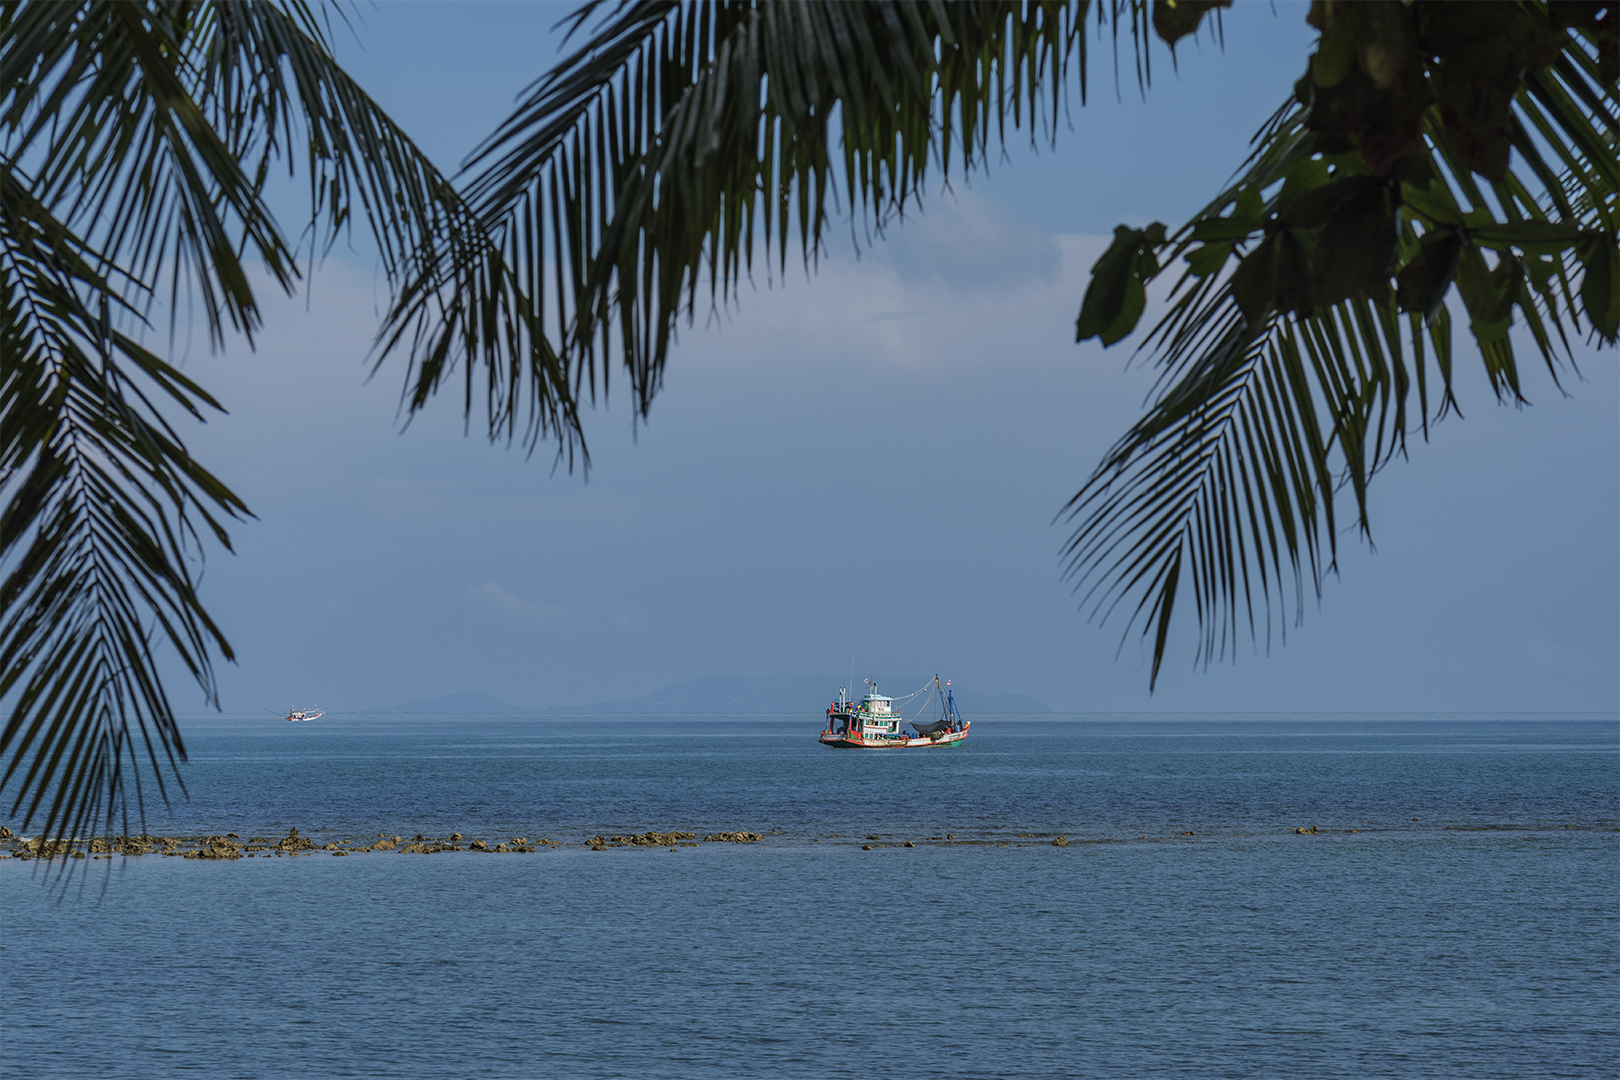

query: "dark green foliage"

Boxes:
[1066, 0, 1615, 687]
[1577, 232, 1619, 337]
[421, 0, 1098, 432]
[1, 0, 491, 844]
[1077, 224, 1167, 345]
[1396, 229, 1464, 320]
[1152, 0, 1231, 49]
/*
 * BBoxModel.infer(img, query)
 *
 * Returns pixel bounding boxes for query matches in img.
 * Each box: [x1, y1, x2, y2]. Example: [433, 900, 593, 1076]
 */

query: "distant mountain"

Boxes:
[362, 690, 528, 715]
[546, 672, 1050, 715]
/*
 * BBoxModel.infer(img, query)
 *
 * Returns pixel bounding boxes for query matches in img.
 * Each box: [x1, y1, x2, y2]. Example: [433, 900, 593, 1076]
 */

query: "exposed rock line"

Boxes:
[0, 826, 772, 859]
[2, 822, 1611, 861]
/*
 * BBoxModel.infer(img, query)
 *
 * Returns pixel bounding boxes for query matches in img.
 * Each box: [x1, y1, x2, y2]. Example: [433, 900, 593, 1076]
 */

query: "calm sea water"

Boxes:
[3, 714, 1616, 1079]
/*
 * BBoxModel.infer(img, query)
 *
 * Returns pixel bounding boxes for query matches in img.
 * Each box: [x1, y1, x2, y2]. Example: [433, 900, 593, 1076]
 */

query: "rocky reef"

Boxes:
[0, 824, 774, 861]
[4, 821, 1574, 862]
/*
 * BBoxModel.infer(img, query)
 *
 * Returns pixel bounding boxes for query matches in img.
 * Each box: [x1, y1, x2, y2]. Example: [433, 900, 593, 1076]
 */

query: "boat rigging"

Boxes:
[819, 675, 968, 749]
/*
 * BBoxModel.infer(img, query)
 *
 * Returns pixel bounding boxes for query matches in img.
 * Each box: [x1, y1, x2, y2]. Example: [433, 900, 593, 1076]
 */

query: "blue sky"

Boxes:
[166, 1, 1616, 714]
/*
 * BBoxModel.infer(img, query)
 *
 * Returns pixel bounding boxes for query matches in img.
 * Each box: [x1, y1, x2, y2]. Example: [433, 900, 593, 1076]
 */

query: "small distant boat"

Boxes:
[273, 707, 323, 723]
[819, 676, 968, 749]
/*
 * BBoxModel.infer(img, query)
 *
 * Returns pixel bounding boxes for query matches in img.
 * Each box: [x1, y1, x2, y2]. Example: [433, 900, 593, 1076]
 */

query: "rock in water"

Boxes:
[198, 837, 244, 860]
[275, 828, 315, 852]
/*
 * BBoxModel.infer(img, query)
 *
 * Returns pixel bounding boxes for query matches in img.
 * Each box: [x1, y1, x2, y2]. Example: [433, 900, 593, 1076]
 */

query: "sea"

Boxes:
[2, 713, 1616, 1079]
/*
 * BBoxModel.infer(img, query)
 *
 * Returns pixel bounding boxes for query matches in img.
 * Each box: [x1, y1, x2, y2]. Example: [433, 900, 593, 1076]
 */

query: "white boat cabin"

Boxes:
[829, 689, 902, 736]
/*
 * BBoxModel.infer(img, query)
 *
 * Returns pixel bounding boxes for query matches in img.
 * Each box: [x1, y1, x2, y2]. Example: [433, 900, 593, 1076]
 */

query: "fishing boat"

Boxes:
[819, 676, 969, 749]
[273, 707, 324, 722]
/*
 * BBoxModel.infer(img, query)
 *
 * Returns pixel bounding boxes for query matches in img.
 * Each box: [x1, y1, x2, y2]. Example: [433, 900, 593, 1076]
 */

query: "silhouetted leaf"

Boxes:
[1077, 223, 1166, 345]
[1454, 244, 1520, 326]
[1425, 0, 1567, 181]
[1579, 233, 1619, 338]
[1396, 228, 1464, 320]
[1151, 0, 1229, 49]
[1312, 178, 1398, 306]
[1281, 173, 1378, 229]
[1185, 242, 1232, 277]
[1190, 216, 1262, 242]
[1469, 220, 1594, 251]
[1228, 233, 1277, 321]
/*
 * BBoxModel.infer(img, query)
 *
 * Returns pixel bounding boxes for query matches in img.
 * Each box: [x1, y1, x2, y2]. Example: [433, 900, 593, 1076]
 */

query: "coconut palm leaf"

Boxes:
[0, 0, 529, 844]
[1064, 2, 1617, 688]
[391, 1, 1176, 434]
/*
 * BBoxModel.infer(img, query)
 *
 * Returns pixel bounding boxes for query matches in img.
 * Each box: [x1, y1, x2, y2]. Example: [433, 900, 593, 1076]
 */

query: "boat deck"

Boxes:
[819, 724, 968, 749]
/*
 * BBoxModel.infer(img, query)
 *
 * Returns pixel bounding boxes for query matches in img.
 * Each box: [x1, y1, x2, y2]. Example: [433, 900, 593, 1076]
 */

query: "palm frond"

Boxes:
[386, 1, 1195, 439]
[0, 180, 244, 844]
[1064, 4, 1617, 688]
[1, 0, 514, 843]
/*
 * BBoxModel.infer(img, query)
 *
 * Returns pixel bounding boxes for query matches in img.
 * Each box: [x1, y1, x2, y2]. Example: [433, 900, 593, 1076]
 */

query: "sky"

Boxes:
[160, 1, 1616, 715]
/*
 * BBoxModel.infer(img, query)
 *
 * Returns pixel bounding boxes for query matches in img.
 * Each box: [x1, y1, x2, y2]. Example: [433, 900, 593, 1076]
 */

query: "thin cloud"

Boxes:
[878, 189, 1062, 291]
[468, 581, 571, 632]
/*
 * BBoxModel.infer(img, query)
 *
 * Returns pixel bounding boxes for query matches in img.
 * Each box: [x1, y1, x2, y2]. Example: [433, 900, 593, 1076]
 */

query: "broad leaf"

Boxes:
[1077, 223, 1166, 345]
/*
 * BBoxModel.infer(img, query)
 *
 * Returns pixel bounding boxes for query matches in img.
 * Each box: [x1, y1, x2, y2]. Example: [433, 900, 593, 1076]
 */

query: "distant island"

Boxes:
[362, 674, 1050, 716]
